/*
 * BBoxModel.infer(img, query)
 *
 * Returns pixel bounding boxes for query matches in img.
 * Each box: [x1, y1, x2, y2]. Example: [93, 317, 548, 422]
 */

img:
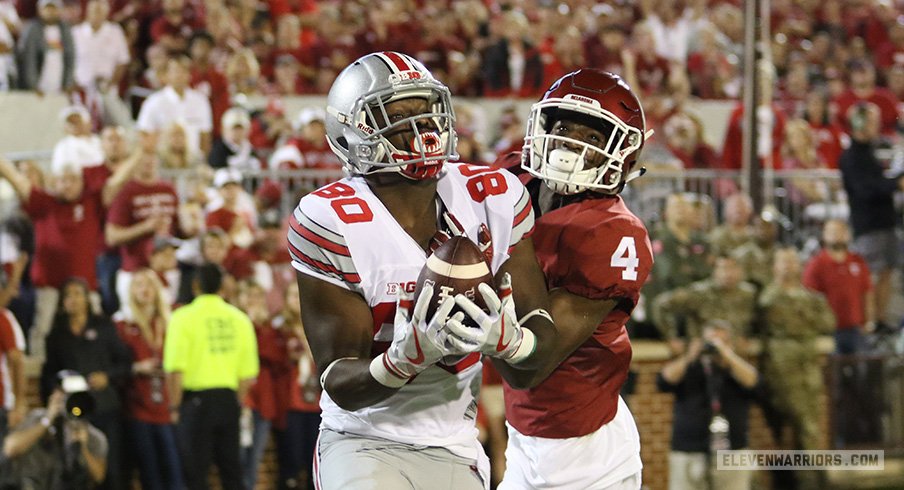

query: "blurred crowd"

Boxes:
[0, 0, 901, 170]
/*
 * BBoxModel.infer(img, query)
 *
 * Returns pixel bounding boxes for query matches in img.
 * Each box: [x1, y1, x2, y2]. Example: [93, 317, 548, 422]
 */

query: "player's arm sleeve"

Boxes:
[554, 218, 654, 305]
[509, 185, 535, 251]
[287, 201, 361, 293]
[237, 314, 259, 380]
[162, 313, 186, 373]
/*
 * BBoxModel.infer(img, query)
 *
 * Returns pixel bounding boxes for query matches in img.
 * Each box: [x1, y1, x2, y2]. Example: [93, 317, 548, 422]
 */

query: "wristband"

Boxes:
[319, 357, 358, 390]
[368, 354, 411, 389]
[506, 328, 537, 365]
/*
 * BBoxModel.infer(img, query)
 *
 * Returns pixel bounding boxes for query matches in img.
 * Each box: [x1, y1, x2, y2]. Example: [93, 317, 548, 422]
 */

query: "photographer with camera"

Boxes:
[1, 371, 107, 489]
[657, 320, 761, 490]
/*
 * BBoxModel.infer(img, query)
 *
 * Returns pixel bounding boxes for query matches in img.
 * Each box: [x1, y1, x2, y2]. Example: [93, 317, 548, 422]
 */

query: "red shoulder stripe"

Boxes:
[289, 216, 351, 257]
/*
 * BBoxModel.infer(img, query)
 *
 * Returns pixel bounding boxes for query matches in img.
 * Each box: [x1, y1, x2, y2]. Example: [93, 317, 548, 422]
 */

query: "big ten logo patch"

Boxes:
[385, 281, 417, 295]
[206, 318, 236, 354]
[389, 70, 423, 85]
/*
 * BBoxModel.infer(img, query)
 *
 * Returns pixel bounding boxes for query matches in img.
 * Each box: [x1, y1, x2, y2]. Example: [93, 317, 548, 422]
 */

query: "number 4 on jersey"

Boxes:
[610, 237, 639, 281]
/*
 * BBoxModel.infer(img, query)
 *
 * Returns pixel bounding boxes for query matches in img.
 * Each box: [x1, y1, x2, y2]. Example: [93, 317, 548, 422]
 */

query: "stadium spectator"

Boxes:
[833, 59, 899, 135]
[147, 237, 182, 308]
[686, 25, 735, 99]
[481, 10, 544, 97]
[838, 102, 904, 329]
[273, 281, 321, 490]
[663, 113, 719, 169]
[71, 0, 130, 114]
[225, 48, 262, 98]
[149, 0, 198, 53]
[646, 193, 712, 308]
[640, 0, 706, 63]
[136, 55, 213, 158]
[188, 31, 230, 139]
[781, 119, 834, 204]
[208, 107, 261, 171]
[652, 254, 756, 354]
[0, 156, 114, 361]
[239, 280, 277, 490]
[707, 192, 753, 257]
[801, 88, 845, 169]
[51, 105, 104, 174]
[621, 24, 672, 98]
[163, 263, 259, 490]
[289, 107, 341, 171]
[250, 98, 293, 152]
[106, 152, 180, 314]
[0, 1, 16, 90]
[17, 0, 74, 94]
[658, 320, 761, 490]
[137, 43, 168, 92]
[583, 24, 629, 76]
[158, 122, 200, 169]
[207, 168, 256, 249]
[0, 307, 25, 437]
[115, 268, 182, 490]
[267, 53, 307, 95]
[732, 215, 780, 290]
[803, 219, 875, 353]
[40, 278, 132, 490]
[1, 376, 108, 489]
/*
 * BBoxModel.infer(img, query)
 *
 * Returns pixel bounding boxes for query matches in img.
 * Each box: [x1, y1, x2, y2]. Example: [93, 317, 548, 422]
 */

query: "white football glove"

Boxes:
[370, 284, 456, 388]
[445, 273, 537, 364]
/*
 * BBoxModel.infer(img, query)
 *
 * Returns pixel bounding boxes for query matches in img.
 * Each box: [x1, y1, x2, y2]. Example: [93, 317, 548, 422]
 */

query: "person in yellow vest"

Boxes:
[163, 262, 259, 490]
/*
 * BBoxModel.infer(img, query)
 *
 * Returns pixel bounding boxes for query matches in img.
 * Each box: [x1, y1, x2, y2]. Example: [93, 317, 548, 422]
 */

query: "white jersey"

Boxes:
[288, 162, 534, 460]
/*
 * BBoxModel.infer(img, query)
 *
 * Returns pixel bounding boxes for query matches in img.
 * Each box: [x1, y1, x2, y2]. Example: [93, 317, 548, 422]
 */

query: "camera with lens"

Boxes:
[702, 341, 720, 357]
[58, 370, 96, 420]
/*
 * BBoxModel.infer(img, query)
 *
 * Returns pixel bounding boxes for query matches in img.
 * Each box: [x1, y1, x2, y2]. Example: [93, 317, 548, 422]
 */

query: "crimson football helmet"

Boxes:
[523, 69, 648, 195]
[324, 51, 457, 180]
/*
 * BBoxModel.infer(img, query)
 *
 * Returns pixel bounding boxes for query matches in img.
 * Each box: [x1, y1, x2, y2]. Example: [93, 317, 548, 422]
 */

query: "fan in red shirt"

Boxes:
[803, 219, 874, 354]
[802, 90, 845, 169]
[451, 70, 653, 489]
[115, 268, 183, 488]
[833, 59, 899, 135]
[106, 153, 180, 311]
[189, 31, 231, 139]
[0, 157, 111, 360]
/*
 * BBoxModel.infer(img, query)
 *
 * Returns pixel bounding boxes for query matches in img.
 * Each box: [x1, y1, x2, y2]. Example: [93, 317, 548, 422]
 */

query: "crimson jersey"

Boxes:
[496, 153, 654, 439]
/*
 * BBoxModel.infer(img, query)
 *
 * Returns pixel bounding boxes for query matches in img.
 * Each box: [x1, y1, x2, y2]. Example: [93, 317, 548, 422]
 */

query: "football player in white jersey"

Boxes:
[447, 70, 653, 489]
[287, 52, 556, 490]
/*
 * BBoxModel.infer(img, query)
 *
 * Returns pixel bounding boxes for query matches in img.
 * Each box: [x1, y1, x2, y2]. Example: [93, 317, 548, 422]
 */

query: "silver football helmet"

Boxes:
[325, 51, 457, 180]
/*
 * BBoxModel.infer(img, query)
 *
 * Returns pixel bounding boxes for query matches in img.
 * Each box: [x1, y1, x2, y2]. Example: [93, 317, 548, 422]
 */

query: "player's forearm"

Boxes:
[321, 358, 401, 411]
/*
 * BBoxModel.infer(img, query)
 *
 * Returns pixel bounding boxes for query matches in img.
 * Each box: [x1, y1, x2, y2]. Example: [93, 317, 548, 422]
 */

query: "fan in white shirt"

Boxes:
[51, 105, 104, 174]
[136, 55, 213, 157]
[71, 0, 130, 92]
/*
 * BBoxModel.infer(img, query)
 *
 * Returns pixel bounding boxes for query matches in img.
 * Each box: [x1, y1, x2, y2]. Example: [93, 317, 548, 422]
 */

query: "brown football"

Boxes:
[413, 235, 493, 325]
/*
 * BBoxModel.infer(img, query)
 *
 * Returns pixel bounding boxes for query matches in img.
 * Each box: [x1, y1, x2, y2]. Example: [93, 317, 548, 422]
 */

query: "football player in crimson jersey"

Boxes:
[288, 52, 556, 489]
[446, 69, 653, 489]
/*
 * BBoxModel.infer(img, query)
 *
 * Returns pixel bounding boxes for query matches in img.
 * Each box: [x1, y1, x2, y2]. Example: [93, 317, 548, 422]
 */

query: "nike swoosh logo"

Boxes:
[496, 314, 510, 352]
[406, 329, 426, 365]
